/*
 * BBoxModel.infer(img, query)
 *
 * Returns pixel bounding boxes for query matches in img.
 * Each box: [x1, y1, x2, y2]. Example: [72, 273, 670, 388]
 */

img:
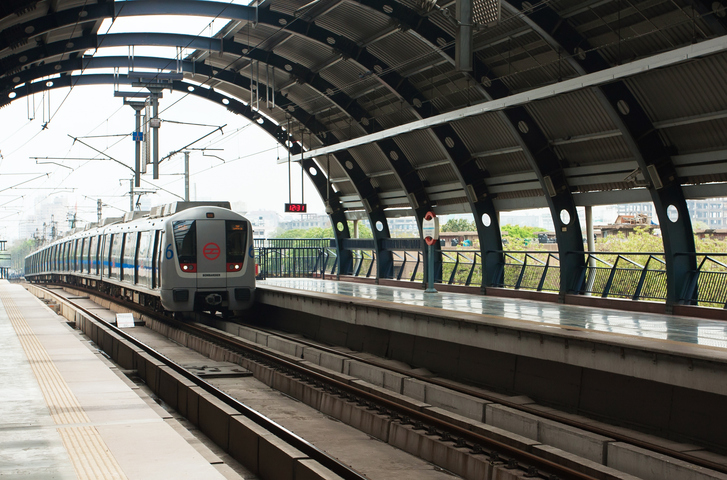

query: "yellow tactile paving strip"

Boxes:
[0, 291, 128, 480]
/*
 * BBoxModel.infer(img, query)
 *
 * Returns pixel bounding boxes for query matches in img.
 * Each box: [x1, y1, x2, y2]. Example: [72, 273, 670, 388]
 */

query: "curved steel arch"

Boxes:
[0, 72, 355, 272]
[0, 0, 398, 278]
[256, 5, 505, 287]
[350, 0, 585, 293]
[3, 2, 479, 281]
[0, 1, 255, 52]
[0, 31, 398, 276]
[504, 0, 697, 304]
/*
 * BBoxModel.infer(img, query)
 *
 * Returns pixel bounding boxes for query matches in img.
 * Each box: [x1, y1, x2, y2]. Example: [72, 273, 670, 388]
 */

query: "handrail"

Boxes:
[254, 241, 727, 308]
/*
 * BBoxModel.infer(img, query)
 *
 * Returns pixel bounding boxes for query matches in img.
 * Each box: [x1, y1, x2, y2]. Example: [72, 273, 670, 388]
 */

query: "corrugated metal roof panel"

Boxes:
[393, 130, 447, 167]
[284, 83, 331, 116]
[555, 137, 632, 167]
[348, 143, 393, 174]
[272, 35, 338, 70]
[626, 54, 727, 122]
[526, 89, 616, 139]
[317, 59, 382, 98]
[316, 2, 395, 44]
[451, 113, 518, 153]
[478, 151, 532, 176]
[233, 23, 283, 49]
[417, 163, 459, 186]
[369, 174, 402, 192]
[661, 119, 727, 154]
[367, 30, 442, 77]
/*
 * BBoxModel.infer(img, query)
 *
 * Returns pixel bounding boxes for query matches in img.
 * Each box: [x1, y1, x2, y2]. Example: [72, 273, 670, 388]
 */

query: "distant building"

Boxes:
[618, 200, 727, 228]
[247, 210, 282, 239]
[598, 213, 656, 238]
[279, 213, 330, 231]
[387, 217, 419, 236]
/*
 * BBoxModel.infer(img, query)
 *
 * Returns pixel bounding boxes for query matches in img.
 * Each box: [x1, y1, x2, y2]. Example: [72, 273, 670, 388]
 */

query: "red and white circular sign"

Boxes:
[202, 242, 221, 260]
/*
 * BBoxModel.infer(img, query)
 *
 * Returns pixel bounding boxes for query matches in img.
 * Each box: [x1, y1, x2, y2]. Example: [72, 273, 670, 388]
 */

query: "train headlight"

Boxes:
[180, 263, 197, 273]
[226, 263, 242, 272]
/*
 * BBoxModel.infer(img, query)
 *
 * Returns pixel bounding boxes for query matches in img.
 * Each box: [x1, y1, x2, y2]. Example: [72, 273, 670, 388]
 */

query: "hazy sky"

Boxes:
[0, 6, 621, 242]
[0, 10, 324, 241]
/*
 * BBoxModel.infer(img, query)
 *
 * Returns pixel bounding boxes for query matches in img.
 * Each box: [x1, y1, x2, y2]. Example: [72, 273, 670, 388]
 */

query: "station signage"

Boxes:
[285, 203, 307, 213]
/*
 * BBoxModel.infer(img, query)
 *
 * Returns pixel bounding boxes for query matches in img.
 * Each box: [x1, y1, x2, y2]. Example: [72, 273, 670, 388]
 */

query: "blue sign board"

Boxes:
[132, 132, 144, 142]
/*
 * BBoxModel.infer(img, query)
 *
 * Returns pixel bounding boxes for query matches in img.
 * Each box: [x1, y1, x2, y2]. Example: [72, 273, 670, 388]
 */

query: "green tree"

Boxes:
[441, 218, 475, 232]
[501, 224, 546, 239]
[274, 221, 372, 239]
[9, 238, 36, 273]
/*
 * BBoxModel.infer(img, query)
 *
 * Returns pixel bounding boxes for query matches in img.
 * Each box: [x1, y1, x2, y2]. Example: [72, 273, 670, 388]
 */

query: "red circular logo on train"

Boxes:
[202, 242, 221, 260]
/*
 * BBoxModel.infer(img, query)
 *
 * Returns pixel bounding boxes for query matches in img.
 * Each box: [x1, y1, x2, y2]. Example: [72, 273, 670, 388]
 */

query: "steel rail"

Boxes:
[36, 282, 597, 480]
[35, 285, 368, 480]
[40, 281, 727, 477]
[240, 311, 727, 476]
[174, 317, 601, 480]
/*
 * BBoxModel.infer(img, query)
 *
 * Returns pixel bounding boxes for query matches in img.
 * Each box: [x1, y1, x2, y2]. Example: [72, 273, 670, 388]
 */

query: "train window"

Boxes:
[113, 234, 124, 280]
[122, 232, 138, 284]
[138, 231, 153, 287]
[85, 237, 91, 273]
[74, 239, 80, 271]
[109, 234, 122, 279]
[153, 231, 161, 289]
[226, 221, 248, 270]
[105, 234, 113, 277]
[79, 239, 85, 272]
[87, 237, 93, 274]
[173, 220, 197, 265]
[95, 235, 103, 275]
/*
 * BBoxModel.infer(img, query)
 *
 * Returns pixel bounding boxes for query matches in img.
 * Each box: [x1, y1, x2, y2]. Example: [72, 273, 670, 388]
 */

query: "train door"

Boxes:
[196, 219, 226, 289]
[225, 220, 248, 282]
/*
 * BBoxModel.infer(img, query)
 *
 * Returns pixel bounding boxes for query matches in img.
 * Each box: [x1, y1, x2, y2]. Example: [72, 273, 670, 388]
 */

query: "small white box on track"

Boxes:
[116, 312, 135, 328]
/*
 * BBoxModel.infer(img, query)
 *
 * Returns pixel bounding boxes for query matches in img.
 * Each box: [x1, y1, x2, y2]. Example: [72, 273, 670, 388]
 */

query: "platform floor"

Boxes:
[259, 278, 727, 350]
[0, 280, 232, 480]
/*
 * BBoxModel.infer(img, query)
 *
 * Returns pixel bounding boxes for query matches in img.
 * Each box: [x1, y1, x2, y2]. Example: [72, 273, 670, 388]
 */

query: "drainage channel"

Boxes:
[31, 283, 603, 480]
[29, 284, 367, 480]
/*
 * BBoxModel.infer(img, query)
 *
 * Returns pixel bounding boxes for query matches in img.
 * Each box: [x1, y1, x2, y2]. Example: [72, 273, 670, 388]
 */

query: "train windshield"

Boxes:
[226, 221, 247, 265]
[173, 220, 197, 264]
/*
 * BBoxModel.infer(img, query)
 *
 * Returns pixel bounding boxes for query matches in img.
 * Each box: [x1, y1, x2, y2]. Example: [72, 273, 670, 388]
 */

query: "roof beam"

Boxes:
[297, 35, 727, 160]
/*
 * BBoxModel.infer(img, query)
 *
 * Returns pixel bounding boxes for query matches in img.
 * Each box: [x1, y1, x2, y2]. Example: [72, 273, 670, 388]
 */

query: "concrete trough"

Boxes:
[607, 442, 727, 480]
[259, 435, 309, 480]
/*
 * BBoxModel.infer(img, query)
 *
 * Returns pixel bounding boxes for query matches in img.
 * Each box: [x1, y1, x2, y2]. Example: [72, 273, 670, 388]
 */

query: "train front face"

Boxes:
[160, 206, 255, 312]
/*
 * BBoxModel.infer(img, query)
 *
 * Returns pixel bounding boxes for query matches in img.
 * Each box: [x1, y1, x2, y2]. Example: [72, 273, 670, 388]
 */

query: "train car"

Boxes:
[24, 202, 255, 313]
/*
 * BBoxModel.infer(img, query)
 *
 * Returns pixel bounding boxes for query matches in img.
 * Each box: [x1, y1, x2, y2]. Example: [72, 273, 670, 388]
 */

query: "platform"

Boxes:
[0, 280, 231, 480]
[259, 278, 727, 349]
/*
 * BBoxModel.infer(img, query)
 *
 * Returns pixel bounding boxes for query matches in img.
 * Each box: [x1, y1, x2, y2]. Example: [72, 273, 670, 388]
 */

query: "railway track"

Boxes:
[29, 283, 727, 480]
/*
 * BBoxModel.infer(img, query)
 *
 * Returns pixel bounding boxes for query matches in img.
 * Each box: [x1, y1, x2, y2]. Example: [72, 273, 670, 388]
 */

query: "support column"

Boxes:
[129, 179, 134, 211]
[184, 151, 190, 202]
[585, 206, 596, 294]
[124, 101, 146, 188]
[147, 87, 163, 179]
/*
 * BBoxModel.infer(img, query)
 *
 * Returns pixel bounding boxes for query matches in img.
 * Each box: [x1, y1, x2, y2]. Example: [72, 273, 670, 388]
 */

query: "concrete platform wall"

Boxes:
[247, 298, 727, 453]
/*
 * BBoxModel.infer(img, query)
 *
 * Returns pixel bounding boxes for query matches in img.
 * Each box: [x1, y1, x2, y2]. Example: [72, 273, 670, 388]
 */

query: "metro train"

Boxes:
[24, 202, 255, 313]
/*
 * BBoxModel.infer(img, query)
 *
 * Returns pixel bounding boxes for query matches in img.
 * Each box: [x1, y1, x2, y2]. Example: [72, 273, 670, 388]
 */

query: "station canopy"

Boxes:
[1, 0, 727, 227]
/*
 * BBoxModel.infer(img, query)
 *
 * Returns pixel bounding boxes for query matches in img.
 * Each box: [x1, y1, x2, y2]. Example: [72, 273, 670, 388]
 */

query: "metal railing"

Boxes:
[575, 252, 667, 301]
[491, 250, 561, 293]
[253, 239, 727, 308]
[679, 253, 727, 308]
[256, 247, 329, 278]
